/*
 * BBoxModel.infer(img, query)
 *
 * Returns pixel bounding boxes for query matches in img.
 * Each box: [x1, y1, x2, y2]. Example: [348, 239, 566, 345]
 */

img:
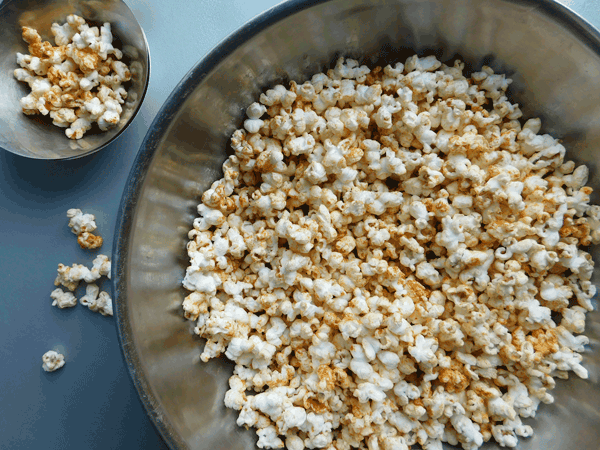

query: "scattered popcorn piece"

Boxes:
[54, 263, 91, 290]
[91, 254, 111, 279]
[14, 15, 131, 139]
[67, 208, 97, 234]
[90, 291, 113, 316]
[44, 212, 113, 377]
[42, 350, 65, 372]
[79, 283, 100, 309]
[77, 232, 103, 249]
[53, 256, 111, 292]
[183, 56, 597, 450]
[67, 209, 103, 249]
[50, 287, 77, 308]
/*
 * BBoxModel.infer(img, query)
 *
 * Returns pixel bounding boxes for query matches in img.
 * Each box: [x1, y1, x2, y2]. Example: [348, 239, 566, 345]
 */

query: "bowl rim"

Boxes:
[0, 0, 151, 160]
[111, 0, 600, 448]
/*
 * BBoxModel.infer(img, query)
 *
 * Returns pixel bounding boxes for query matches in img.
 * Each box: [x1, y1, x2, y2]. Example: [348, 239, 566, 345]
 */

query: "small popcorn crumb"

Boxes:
[67, 209, 103, 249]
[14, 15, 131, 139]
[183, 56, 597, 450]
[50, 287, 77, 308]
[42, 350, 65, 372]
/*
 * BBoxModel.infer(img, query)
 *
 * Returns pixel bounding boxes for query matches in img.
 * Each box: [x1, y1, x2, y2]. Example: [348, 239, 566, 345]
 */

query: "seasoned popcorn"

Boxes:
[183, 56, 597, 450]
[53, 210, 111, 317]
[54, 254, 111, 291]
[54, 262, 92, 291]
[67, 208, 103, 249]
[42, 350, 65, 372]
[52, 256, 112, 317]
[14, 15, 131, 139]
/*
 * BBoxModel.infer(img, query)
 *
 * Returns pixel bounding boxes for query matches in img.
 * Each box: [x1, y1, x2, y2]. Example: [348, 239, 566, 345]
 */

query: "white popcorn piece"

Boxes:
[91, 254, 111, 279]
[65, 118, 93, 140]
[245, 103, 266, 133]
[80, 283, 100, 309]
[50, 287, 77, 308]
[42, 350, 65, 372]
[97, 98, 122, 131]
[14, 16, 131, 139]
[49, 108, 78, 127]
[88, 291, 113, 316]
[182, 56, 598, 450]
[67, 208, 97, 234]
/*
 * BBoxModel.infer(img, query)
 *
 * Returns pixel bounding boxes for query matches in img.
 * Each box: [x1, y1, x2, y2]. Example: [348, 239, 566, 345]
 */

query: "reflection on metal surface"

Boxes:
[114, 0, 600, 449]
[0, 0, 150, 159]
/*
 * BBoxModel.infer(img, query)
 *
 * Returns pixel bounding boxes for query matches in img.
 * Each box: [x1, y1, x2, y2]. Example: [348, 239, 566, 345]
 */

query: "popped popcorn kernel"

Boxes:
[42, 350, 65, 372]
[50, 287, 77, 308]
[183, 56, 597, 450]
[91, 291, 113, 316]
[77, 232, 103, 249]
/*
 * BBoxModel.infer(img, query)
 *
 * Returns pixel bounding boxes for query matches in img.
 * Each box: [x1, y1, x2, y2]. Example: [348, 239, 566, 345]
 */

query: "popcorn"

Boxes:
[183, 56, 598, 450]
[50, 288, 77, 308]
[54, 255, 111, 292]
[77, 231, 103, 249]
[91, 254, 111, 279]
[89, 291, 113, 316]
[80, 283, 100, 309]
[42, 350, 65, 372]
[13, 15, 131, 139]
[54, 263, 91, 290]
[67, 208, 97, 234]
[66, 208, 103, 249]
[77, 280, 114, 317]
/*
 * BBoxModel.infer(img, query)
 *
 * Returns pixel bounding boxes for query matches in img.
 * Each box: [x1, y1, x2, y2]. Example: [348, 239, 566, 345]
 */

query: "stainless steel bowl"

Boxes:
[113, 0, 600, 449]
[0, 0, 150, 159]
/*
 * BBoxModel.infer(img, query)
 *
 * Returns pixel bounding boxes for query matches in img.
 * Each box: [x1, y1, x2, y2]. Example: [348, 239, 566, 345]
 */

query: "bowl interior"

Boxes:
[114, 0, 600, 449]
[0, 0, 150, 159]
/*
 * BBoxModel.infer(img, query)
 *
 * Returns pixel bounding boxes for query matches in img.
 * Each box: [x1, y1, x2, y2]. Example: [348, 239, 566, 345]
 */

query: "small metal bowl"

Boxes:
[0, 0, 150, 159]
[114, 0, 600, 449]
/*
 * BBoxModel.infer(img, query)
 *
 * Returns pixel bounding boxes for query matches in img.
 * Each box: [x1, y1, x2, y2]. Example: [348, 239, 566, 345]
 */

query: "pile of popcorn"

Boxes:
[41, 209, 112, 375]
[13, 15, 131, 139]
[183, 56, 598, 450]
[51, 209, 113, 316]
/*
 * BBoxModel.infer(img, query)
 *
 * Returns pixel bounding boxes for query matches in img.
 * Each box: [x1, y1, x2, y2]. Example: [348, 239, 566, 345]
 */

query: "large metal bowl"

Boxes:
[113, 0, 600, 449]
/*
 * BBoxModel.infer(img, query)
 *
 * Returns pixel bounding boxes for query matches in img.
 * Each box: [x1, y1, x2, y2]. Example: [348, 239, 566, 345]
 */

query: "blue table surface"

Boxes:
[0, 0, 599, 449]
